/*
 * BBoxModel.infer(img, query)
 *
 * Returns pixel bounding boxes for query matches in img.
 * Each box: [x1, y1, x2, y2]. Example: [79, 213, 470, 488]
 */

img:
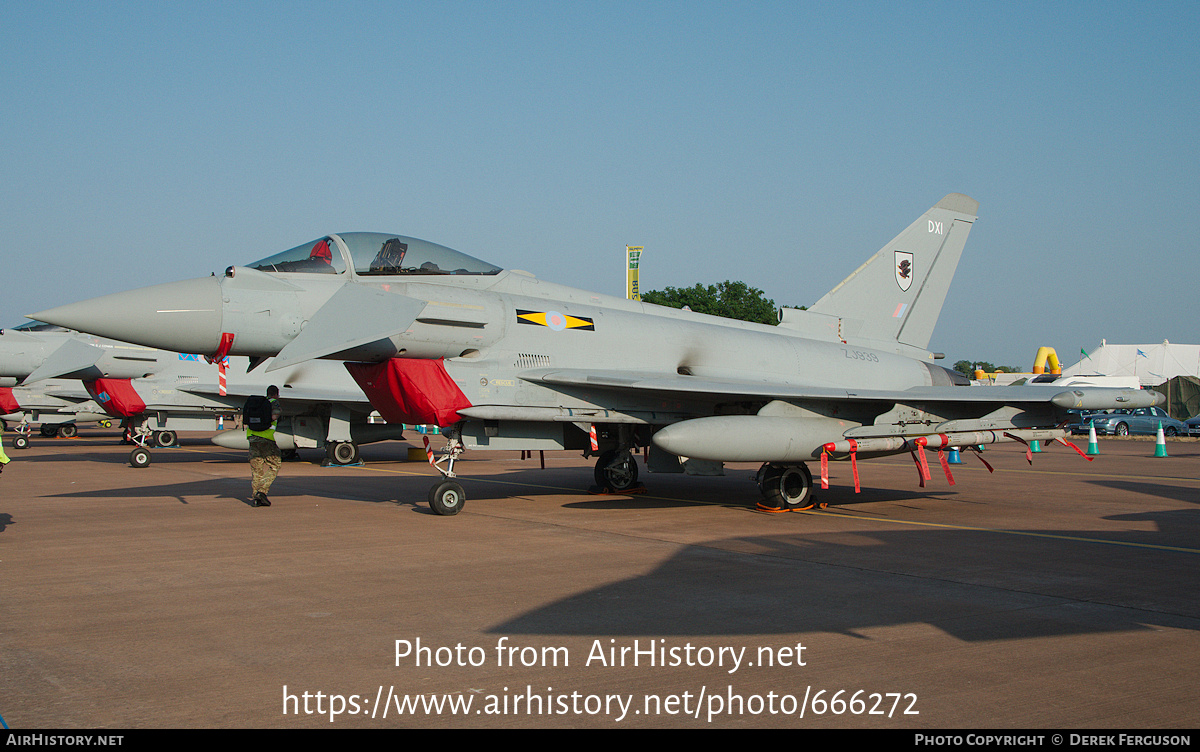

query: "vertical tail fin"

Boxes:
[807, 193, 978, 351]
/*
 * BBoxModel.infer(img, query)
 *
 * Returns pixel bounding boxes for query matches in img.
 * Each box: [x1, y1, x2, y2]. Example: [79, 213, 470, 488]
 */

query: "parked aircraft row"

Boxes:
[0, 323, 404, 466]
[19, 194, 1160, 514]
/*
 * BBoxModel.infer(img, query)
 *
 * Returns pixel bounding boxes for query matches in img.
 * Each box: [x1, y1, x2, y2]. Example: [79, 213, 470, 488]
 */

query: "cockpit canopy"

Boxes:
[248, 232, 502, 277]
[10, 321, 69, 333]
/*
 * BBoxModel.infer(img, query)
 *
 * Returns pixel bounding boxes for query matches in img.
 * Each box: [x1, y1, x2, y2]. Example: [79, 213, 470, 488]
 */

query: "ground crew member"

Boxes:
[0, 435, 10, 474]
[245, 385, 282, 507]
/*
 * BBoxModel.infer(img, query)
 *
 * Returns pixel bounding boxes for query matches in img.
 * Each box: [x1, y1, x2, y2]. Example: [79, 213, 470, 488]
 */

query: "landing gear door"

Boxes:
[290, 415, 324, 448]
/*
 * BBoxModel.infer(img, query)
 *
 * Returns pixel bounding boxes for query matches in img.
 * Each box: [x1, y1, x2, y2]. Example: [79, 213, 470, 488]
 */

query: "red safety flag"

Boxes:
[848, 438, 860, 493]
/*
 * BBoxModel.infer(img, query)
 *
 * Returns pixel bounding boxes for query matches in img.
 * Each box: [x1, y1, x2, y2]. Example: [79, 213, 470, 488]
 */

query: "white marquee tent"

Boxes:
[1061, 340, 1200, 386]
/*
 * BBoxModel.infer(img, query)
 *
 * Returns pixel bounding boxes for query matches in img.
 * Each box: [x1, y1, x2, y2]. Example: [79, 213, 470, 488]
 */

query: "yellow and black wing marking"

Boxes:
[515, 310, 595, 331]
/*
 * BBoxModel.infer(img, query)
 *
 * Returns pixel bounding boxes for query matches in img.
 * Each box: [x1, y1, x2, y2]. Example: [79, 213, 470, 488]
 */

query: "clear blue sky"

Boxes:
[3, 1, 1196, 368]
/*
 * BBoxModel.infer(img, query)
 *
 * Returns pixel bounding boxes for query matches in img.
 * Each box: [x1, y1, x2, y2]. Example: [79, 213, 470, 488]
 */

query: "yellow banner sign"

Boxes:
[626, 246, 642, 301]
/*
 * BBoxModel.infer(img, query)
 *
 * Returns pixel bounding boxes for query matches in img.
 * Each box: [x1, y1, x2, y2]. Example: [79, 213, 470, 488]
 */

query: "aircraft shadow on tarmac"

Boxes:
[23, 445, 966, 511]
[1085, 479, 1200, 506]
[37, 473, 424, 508]
[5, 442, 244, 467]
[419, 460, 966, 512]
[489, 516, 1200, 642]
[26, 467, 701, 510]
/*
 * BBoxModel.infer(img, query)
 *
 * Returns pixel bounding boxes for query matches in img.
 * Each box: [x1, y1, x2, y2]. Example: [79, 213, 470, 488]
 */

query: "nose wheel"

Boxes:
[428, 479, 465, 516]
[127, 425, 155, 467]
[422, 428, 467, 515]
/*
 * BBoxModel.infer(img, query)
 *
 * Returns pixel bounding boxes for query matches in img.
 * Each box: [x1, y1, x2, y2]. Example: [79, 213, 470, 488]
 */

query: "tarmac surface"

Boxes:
[1, 429, 1198, 729]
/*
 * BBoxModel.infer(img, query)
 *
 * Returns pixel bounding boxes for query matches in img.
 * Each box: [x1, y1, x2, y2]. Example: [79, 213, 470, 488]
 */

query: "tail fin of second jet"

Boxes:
[805, 193, 978, 352]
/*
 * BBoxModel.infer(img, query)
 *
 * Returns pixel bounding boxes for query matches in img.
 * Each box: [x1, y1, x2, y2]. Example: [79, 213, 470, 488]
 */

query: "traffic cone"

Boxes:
[1154, 422, 1168, 458]
[948, 447, 962, 464]
[1030, 440, 1042, 453]
[1086, 422, 1099, 456]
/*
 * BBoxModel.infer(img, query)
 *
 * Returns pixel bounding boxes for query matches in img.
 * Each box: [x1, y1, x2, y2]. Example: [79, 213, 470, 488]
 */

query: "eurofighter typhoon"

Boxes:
[33, 195, 1159, 514]
[0, 323, 404, 465]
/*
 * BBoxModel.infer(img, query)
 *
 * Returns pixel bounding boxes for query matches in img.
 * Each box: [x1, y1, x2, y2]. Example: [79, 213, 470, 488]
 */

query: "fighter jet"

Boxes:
[33, 194, 1161, 513]
[0, 324, 405, 464]
[0, 321, 154, 440]
[1, 378, 111, 445]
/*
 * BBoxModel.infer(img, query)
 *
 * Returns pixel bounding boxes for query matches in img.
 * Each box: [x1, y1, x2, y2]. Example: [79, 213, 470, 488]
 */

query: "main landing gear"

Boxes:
[39, 423, 79, 438]
[593, 449, 640, 493]
[588, 424, 646, 495]
[755, 462, 822, 512]
[324, 440, 360, 466]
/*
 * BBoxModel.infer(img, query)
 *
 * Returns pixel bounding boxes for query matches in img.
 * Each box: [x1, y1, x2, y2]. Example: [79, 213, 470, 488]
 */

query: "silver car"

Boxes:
[1086, 407, 1187, 437]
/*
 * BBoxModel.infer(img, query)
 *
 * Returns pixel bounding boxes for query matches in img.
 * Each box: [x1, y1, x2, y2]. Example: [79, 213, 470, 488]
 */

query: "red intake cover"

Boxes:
[84, 378, 147, 418]
[0, 387, 19, 413]
[345, 359, 472, 428]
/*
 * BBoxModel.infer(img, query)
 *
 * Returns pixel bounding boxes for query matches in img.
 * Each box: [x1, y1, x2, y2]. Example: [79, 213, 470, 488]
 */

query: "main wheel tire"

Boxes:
[13, 435, 29, 450]
[593, 450, 639, 491]
[130, 447, 152, 468]
[1115, 423, 1130, 436]
[758, 463, 814, 510]
[329, 441, 360, 465]
[428, 479, 465, 515]
[40, 425, 57, 437]
[154, 430, 177, 447]
[58, 424, 78, 439]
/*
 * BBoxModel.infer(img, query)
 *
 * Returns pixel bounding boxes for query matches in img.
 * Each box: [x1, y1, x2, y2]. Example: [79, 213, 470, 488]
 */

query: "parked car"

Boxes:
[1084, 407, 1187, 437]
[1067, 409, 1098, 435]
[1185, 414, 1200, 437]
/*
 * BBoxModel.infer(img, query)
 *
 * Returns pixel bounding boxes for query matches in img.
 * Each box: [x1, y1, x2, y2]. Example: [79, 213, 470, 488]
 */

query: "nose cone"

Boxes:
[32, 277, 224, 355]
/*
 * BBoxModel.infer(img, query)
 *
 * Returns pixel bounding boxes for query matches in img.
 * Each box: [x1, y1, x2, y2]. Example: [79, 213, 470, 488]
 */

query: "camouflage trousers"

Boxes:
[249, 437, 281, 496]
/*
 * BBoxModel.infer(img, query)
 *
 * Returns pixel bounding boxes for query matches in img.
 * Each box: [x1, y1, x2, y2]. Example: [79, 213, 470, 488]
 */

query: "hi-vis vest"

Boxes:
[246, 398, 278, 442]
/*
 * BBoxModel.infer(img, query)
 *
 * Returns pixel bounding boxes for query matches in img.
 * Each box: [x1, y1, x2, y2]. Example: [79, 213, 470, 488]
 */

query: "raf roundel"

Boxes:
[515, 309, 596, 331]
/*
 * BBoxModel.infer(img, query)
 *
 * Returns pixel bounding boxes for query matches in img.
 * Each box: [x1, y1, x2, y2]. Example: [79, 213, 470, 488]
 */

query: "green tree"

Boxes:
[642, 280, 778, 325]
[953, 360, 979, 377]
[953, 360, 1023, 377]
